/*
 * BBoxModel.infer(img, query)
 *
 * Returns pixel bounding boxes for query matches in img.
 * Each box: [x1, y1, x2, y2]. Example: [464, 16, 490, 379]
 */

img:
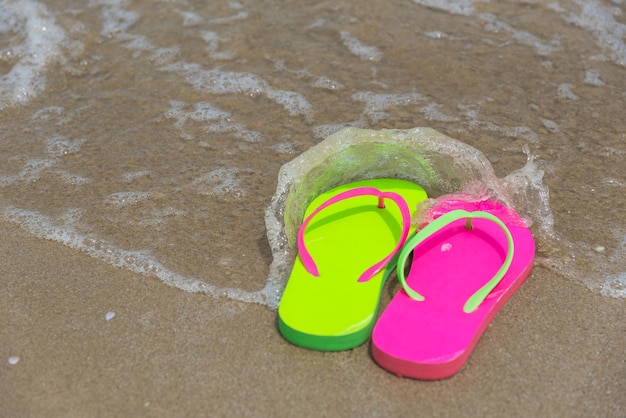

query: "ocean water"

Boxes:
[1, 0, 624, 308]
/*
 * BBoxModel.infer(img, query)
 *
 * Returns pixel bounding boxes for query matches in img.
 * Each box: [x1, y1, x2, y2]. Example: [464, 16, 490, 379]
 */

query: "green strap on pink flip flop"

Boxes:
[397, 209, 515, 313]
[278, 179, 428, 351]
[372, 200, 535, 379]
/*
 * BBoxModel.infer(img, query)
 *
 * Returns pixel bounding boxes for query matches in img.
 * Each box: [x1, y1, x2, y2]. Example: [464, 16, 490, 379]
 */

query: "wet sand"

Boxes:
[2, 217, 624, 417]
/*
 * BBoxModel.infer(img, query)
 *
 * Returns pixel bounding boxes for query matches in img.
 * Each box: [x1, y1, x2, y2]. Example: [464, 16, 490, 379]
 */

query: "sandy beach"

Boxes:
[2, 217, 625, 417]
[1, 0, 625, 416]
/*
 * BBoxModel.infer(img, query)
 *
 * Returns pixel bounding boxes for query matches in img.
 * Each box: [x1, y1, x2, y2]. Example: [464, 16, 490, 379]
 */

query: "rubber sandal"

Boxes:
[278, 178, 428, 351]
[372, 199, 535, 379]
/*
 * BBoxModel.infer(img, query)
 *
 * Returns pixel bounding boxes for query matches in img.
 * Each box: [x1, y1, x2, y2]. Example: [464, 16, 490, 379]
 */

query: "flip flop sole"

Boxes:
[372, 205, 535, 378]
[278, 178, 427, 351]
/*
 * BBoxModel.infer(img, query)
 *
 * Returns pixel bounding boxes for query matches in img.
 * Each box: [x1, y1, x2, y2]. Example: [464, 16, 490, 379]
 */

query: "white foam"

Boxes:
[352, 92, 427, 123]
[541, 118, 560, 133]
[166, 100, 260, 142]
[168, 100, 229, 129]
[0, 1, 66, 107]
[161, 62, 313, 119]
[31, 106, 64, 122]
[584, 69, 605, 86]
[414, 2, 558, 56]
[104, 192, 152, 209]
[412, 0, 487, 16]
[91, 0, 139, 38]
[210, 11, 248, 25]
[561, 0, 626, 66]
[201, 31, 236, 60]
[265, 89, 314, 119]
[190, 168, 247, 199]
[424, 31, 448, 39]
[557, 83, 580, 100]
[420, 102, 460, 122]
[45, 136, 85, 157]
[2, 206, 274, 305]
[339, 31, 383, 62]
[312, 76, 345, 90]
[459, 104, 539, 142]
[149, 46, 179, 65]
[602, 177, 625, 187]
[122, 170, 152, 183]
[312, 123, 363, 139]
[479, 13, 559, 56]
[601, 272, 626, 298]
[595, 233, 626, 298]
[53, 170, 91, 185]
[122, 34, 154, 55]
[0, 158, 57, 187]
[177, 10, 203, 26]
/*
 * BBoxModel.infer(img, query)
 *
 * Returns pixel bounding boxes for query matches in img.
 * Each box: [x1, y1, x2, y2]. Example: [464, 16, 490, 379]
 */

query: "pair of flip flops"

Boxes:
[277, 179, 535, 380]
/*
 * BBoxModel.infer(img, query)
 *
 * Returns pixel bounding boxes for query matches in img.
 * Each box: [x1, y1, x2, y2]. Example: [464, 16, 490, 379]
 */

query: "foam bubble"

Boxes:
[541, 118, 561, 133]
[600, 273, 626, 298]
[424, 31, 448, 39]
[92, 0, 139, 38]
[420, 102, 459, 122]
[312, 123, 362, 139]
[312, 76, 345, 90]
[412, 0, 486, 16]
[167, 100, 260, 142]
[190, 168, 247, 199]
[54, 170, 91, 185]
[557, 83, 580, 100]
[45, 136, 85, 157]
[339, 31, 382, 62]
[414, 2, 559, 56]
[0, 158, 57, 187]
[584, 69, 605, 86]
[459, 104, 539, 142]
[31, 106, 64, 121]
[122, 170, 152, 183]
[201, 31, 236, 60]
[104, 191, 153, 208]
[148, 46, 179, 65]
[177, 10, 203, 26]
[352, 92, 427, 123]
[210, 11, 248, 25]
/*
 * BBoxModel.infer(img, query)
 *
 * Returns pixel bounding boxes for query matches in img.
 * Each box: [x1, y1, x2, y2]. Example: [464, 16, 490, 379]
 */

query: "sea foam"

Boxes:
[0, 0, 66, 107]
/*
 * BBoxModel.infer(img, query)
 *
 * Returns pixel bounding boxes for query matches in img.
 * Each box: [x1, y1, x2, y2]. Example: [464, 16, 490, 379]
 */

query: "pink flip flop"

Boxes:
[372, 198, 535, 380]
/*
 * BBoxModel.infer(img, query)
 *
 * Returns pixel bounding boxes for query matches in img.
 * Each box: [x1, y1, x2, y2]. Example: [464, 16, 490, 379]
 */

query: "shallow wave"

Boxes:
[0, 0, 624, 308]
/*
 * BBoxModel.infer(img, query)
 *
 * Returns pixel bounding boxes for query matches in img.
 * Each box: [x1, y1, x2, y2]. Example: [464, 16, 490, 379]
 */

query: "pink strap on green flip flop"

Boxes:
[297, 187, 412, 283]
[397, 209, 515, 313]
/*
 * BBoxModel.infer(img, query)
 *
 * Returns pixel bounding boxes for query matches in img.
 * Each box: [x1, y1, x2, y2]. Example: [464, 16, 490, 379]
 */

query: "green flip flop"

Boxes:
[277, 178, 427, 351]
